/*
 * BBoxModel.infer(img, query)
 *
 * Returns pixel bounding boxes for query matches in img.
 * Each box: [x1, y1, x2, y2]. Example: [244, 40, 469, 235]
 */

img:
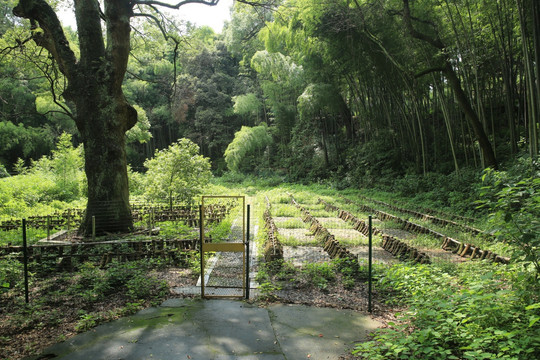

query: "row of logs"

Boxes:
[381, 235, 431, 264]
[1, 204, 231, 231]
[0, 238, 199, 271]
[321, 198, 509, 265]
[334, 206, 431, 264]
[350, 195, 481, 235]
[263, 199, 284, 262]
[374, 210, 509, 264]
[0, 210, 84, 231]
[290, 197, 359, 265]
[442, 237, 509, 264]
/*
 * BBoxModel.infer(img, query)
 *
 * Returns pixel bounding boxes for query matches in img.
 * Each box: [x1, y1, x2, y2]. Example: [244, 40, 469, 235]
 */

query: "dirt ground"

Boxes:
[0, 264, 395, 360]
[0, 267, 197, 360]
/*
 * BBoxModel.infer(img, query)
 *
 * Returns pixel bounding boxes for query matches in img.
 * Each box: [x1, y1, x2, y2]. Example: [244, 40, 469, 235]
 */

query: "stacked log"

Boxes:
[290, 196, 358, 265]
[381, 235, 430, 264]
[441, 237, 509, 264]
[0, 238, 199, 270]
[0, 203, 233, 232]
[263, 201, 284, 263]
[350, 195, 482, 235]
[336, 209, 430, 264]
[335, 197, 509, 265]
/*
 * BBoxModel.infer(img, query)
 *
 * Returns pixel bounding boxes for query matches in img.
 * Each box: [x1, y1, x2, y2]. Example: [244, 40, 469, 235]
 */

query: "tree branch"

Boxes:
[132, 0, 218, 9]
[414, 66, 446, 78]
[402, 0, 445, 50]
[0, 36, 33, 61]
[104, 0, 133, 92]
[75, 0, 105, 68]
[132, 12, 173, 40]
[13, 0, 77, 79]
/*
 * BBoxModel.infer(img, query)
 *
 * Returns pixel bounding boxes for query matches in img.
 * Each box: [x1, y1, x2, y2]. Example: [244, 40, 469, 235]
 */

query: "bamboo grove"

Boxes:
[230, 0, 539, 181]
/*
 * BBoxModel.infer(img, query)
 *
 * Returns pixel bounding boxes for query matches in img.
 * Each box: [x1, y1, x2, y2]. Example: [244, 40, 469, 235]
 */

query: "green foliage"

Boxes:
[0, 173, 57, 218]
[144, 138, 212, 205]
[0, 254, 22, 290]
[159, 220, 193, 238]
[224, 123, 272, 172]
[0, 121, 53, 167]
[75, 261, 168, 303]
[126, 105, 152, 144]
[45, 132, 84, 200]
[354, 263, 540, 359]
[391, 169, 483, 213]
[232, 93, 262, 123]
[302, 262, 335, 290]
[75, 312, 100, 332]
[0, 163, 8, 178]
[478, 163, 540, 274]
[0, 132, 85, 219]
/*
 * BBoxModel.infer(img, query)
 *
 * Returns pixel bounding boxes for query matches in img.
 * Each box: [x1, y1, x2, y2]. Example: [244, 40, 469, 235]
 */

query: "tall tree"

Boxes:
[400, 0, 498, 169]
[10, 0, 248, 235]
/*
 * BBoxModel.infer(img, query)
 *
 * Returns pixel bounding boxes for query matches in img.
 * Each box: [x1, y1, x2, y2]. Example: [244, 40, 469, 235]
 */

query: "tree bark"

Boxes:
[14, 0, 137, 235]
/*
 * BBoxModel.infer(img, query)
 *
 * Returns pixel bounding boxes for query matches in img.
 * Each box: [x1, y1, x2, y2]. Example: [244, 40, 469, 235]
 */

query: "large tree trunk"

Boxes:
[13, 0, 222, 235]
[14, 0, 137, 236]
[75, 92, 137, 235]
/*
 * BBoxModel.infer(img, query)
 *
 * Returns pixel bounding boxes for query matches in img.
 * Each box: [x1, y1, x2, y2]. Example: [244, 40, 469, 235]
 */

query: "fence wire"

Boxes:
[200, 196, 246, 298]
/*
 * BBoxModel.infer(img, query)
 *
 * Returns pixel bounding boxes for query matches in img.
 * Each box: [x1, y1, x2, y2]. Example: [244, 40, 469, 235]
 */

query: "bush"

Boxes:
[73, 261, 168, 303]
[0, 254, 23, 290]
[478, 163, 540, 275]
[144, 138, 212, 206]
[353, 263, 540, 359]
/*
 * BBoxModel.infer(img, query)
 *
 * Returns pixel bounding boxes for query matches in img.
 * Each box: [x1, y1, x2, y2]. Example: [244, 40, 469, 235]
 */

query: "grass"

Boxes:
[0, 228, 48, 247]
[273, 218, 306, 229]
[270, 204, 300, 217]
[279, 234, 318, 246]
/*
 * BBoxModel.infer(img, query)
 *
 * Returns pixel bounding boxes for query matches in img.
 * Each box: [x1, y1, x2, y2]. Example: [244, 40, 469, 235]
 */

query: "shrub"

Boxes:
[353, 263, 540, 359]
[0, 254, 23, 290]
[144, 139, 212, 206]
[478, 163, 540, 275]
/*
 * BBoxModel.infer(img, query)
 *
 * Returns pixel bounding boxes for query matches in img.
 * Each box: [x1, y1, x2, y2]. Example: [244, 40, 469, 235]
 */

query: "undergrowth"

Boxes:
[353, 262, 540, 359]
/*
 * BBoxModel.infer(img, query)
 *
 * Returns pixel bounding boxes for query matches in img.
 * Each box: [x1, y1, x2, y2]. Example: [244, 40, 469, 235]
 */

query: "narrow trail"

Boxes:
[195, 198, 260, 297]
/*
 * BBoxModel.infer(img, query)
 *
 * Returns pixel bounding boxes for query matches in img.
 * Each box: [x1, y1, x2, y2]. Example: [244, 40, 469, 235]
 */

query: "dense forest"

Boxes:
[1, 0, 537, 181]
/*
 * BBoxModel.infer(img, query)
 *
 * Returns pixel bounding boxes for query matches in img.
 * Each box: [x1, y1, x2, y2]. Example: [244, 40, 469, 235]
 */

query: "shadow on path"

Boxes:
[26, 299, 381, 360]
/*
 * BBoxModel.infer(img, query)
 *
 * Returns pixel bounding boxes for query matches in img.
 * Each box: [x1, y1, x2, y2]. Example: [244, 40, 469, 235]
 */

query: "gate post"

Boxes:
[246, 205, 250, 299]
[199, 204, 204, 297]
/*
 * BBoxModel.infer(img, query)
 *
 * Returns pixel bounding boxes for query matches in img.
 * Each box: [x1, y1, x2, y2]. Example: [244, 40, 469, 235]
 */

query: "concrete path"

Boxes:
[27, 299, 380, 360]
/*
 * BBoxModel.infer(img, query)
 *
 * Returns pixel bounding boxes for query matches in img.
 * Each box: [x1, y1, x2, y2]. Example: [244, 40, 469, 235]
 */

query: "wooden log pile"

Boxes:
[290, 196, 358, 265]
[381, 235, 431, 264]
[441, 237, 509, 264]
[0, 209, 84, 231]
[1, 203, 232, 232]
[263, 196, 283, 262]
[336, 208, 431, 264]
[352, 195, 482, 235]
[263, 208, 284, 263]
[329, 198, 510, 265]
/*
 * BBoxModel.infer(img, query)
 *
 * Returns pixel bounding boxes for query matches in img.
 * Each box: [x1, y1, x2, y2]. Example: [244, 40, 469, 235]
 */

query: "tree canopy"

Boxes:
[0, 0, 538, 213]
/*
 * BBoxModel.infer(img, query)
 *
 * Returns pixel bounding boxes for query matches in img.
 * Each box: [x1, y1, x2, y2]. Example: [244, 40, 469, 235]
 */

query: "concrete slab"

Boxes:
[268, 304, 381, 360]
[26, 299, 381, 360]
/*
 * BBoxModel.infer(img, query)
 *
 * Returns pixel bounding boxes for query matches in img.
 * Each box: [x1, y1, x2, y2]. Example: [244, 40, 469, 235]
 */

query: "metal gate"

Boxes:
[200, 196, 248, 299]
